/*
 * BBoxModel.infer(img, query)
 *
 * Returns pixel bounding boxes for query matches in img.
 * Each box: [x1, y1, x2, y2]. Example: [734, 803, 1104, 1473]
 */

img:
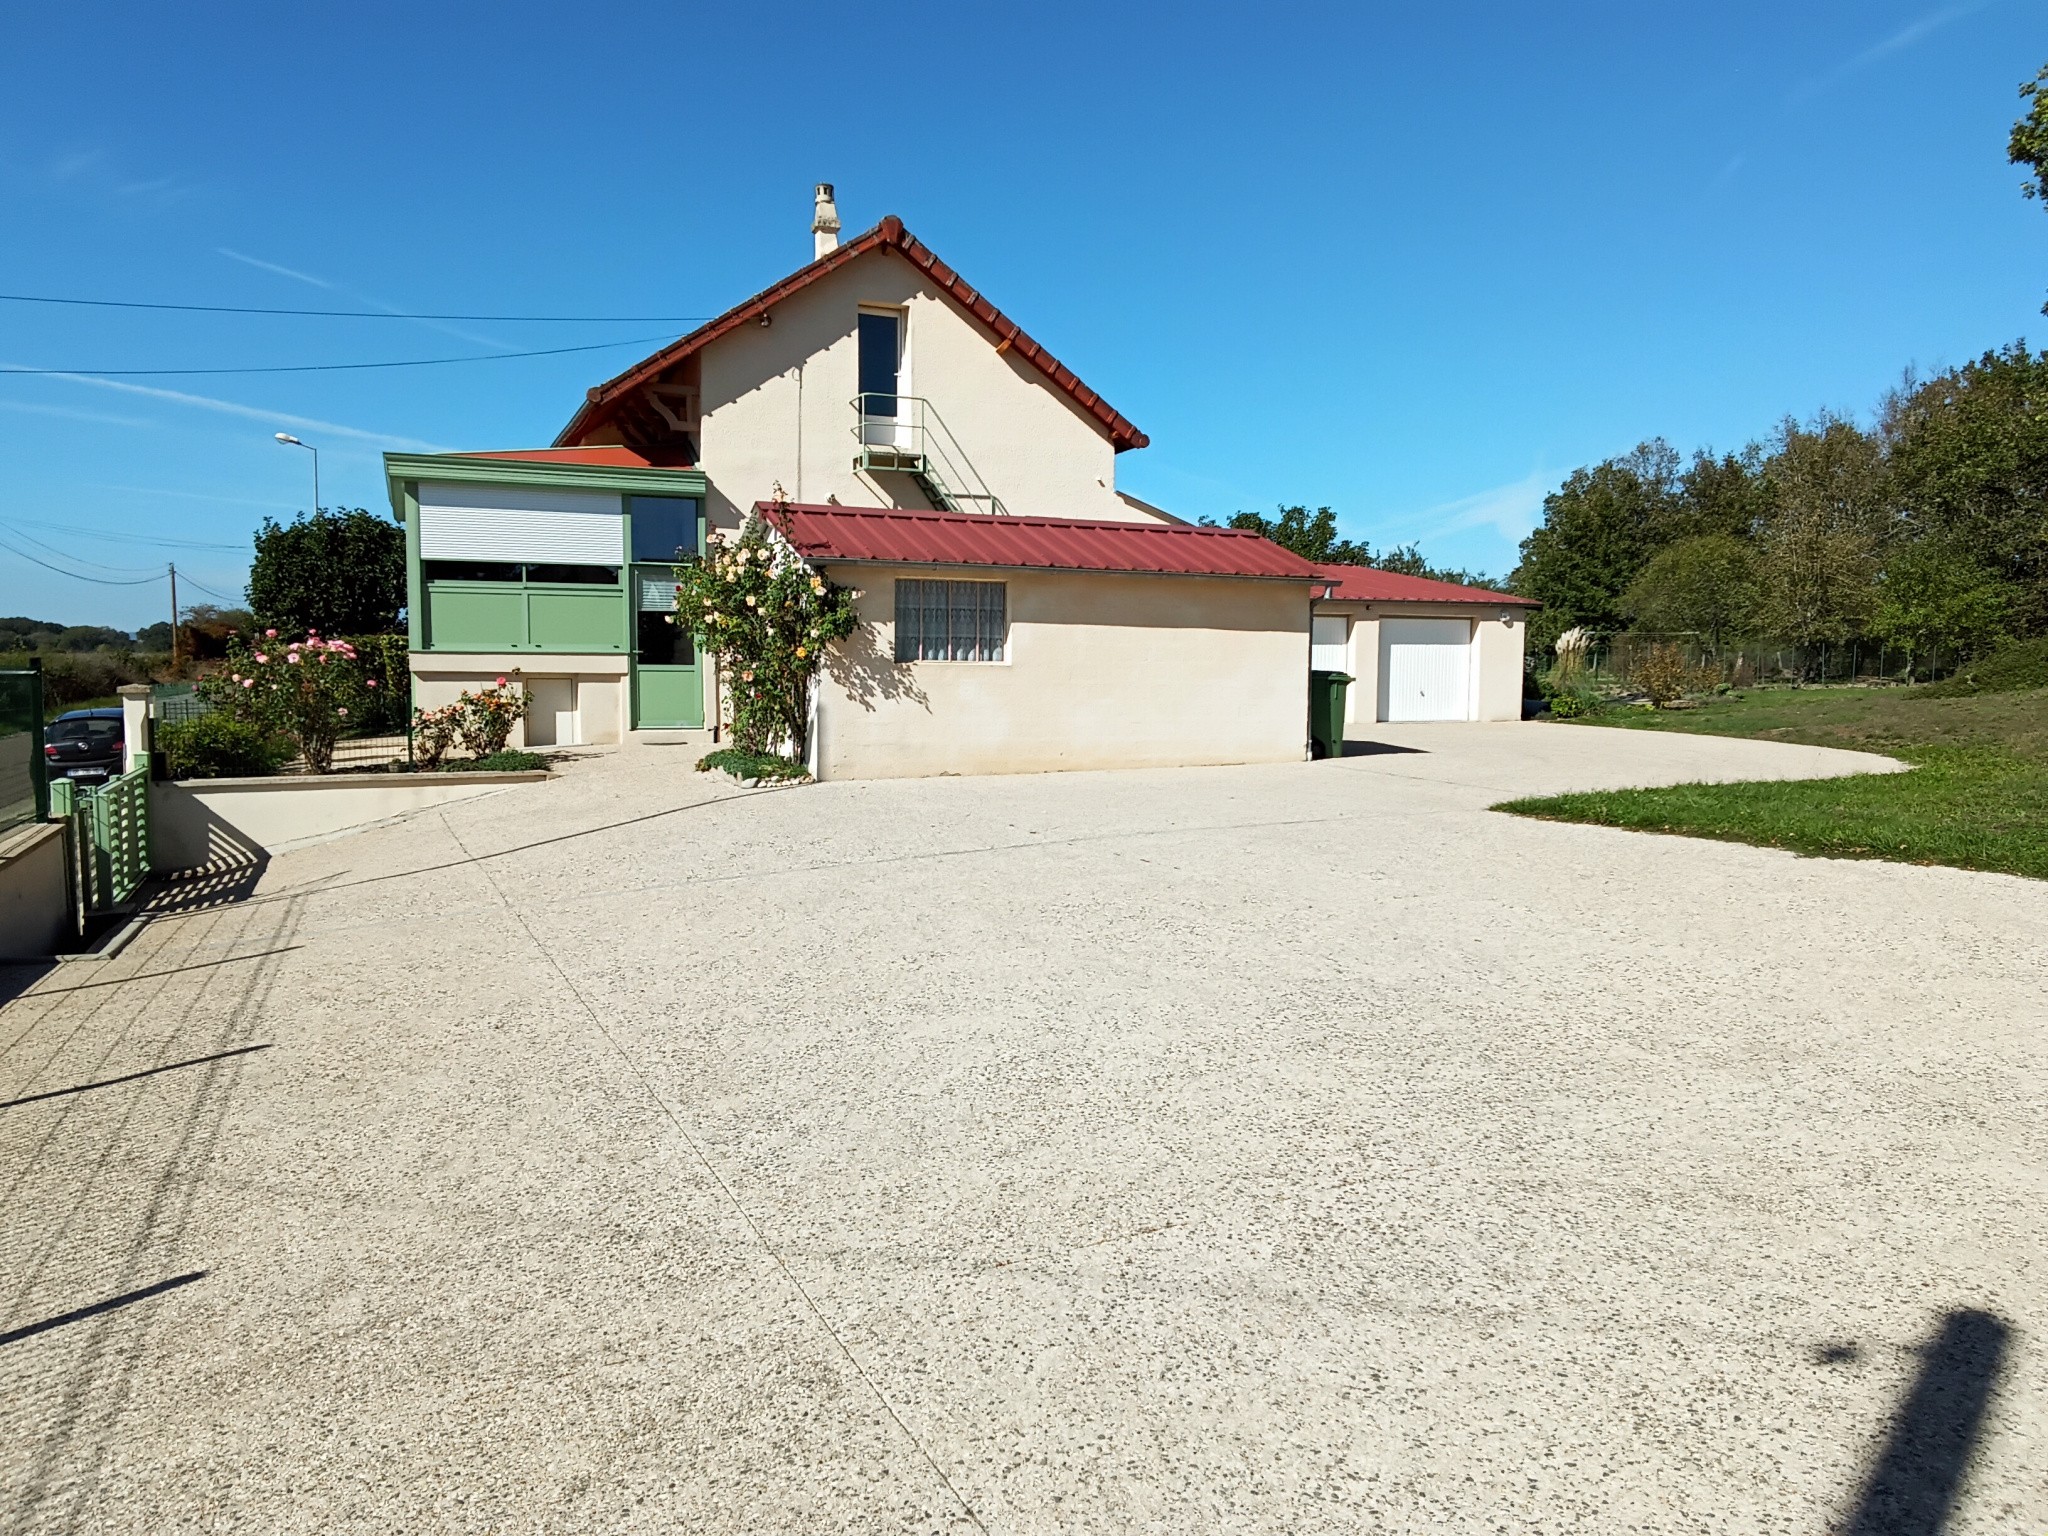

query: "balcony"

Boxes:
[850, 394, 1008, 516]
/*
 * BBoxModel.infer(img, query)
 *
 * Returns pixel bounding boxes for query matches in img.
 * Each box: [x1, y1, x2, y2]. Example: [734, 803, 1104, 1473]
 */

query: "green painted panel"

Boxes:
[528, 589, 627, 651]
[634, 666, 702, 729]
[426, 586, 527, 650]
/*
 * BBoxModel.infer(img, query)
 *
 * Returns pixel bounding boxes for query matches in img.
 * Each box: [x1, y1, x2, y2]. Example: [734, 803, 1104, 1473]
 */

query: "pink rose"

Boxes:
[242, 678, 254, 689]
[366, 678, 378, 688]
[495, 676, 507, 687]
[337, 707, 348, 716]
[254, 654, 267, 664]
[288, 654, 301, 665]
[264, 629, 277, 639]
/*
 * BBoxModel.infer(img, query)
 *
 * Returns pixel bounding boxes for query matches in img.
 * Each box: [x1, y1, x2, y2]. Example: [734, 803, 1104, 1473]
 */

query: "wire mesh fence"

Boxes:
[0, 668, 48, 836]
[1579, 635, 1959, 690]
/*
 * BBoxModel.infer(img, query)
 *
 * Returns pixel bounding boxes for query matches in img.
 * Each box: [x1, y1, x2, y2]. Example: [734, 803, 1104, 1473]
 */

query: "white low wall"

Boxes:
[0, 821, 70, 961]
[152, 771, 548, 870]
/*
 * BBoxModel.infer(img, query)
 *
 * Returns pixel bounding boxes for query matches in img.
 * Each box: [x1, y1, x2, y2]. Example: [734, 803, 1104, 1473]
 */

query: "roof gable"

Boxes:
[557, 217, 1148, 453]
[768, 503, 1318, 581]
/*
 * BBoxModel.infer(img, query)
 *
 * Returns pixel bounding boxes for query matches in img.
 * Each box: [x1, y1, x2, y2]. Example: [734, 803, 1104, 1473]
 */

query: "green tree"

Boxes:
[247, 507, 406, 636]
[2016, 61, 2048, 202]
[1511, 440, 1681, 651]
[1885, 344, 2048, 633]
[1758, 413, 1887, 654]
[1222, 505, 1371, 564]
[1872, 538, 2019, 663]
[1622, 534, 1760, 654]
[1670, 447, 1771, 544]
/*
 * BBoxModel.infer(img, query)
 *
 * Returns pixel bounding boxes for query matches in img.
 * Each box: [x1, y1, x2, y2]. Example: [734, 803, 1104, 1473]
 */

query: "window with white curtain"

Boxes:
[894, 578, 1007, 662]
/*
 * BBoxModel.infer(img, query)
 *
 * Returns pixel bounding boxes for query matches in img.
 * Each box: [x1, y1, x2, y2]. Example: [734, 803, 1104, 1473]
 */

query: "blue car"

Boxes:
[43, 707, 127, 782]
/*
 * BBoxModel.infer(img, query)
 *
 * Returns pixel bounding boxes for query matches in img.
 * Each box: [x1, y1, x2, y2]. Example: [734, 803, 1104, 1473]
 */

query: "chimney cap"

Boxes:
[811, 182, 841, 256]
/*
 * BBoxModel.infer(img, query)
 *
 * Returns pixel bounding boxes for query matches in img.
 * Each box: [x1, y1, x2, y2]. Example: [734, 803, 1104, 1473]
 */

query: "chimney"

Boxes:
[811, 183, 841, 258]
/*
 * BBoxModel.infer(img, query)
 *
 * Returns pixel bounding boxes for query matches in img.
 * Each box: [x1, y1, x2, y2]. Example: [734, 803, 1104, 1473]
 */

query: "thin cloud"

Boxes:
[216, 246, 511, 350]
[83, 484, 299, 511]
[47, 146, 201, 208]
[1790, 1, 1994, 102]
[0, 398, 159, 430]
[1384, 469, 1550, 546]
[217, 247, 336, 290]
[10, 366, 448, 451]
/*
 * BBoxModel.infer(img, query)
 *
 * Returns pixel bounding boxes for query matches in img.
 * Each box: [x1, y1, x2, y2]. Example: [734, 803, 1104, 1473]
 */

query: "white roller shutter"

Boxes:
[419, 483, 624, 564]
[1311, 615, 1349, 671]
[1379, 618, 1472, 721]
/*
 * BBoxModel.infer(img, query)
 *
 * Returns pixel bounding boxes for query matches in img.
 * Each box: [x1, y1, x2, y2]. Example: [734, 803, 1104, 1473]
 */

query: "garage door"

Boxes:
[1379, 618, 1472, 721]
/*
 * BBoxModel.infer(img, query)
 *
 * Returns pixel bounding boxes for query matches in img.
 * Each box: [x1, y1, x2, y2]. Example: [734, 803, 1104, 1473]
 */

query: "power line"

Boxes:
[0, 292, 709, 324]
[0, 333, 676, 378]
[0, 522, 163, 574]
[0, 513, 244, 553]
[0, 532, 165, 585]
[177, 573, 240, 603]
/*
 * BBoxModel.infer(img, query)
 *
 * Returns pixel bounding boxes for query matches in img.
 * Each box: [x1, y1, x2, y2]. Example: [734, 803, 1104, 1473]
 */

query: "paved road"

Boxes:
[3, 725, 2041, 1534]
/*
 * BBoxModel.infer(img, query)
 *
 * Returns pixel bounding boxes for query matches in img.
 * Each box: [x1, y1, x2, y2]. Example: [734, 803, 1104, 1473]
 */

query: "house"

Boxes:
[1310, 565, 1537, 726]
[383, 186, 1524, 775]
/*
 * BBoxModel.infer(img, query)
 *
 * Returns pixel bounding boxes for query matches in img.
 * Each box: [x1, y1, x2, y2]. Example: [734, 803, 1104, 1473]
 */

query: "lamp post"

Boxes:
[274, 432, 319, 512]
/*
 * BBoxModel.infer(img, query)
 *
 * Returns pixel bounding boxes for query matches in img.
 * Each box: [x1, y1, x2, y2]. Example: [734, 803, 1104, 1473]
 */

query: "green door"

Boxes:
[631, 566, 702, 728]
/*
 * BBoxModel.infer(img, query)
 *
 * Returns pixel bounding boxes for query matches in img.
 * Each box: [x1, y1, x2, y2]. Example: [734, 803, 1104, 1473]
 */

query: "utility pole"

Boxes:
[168, 562, 180, 671]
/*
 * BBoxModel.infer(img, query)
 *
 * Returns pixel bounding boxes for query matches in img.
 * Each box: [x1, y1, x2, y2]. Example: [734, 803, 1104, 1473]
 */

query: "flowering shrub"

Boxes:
[672, 502, 859, 758]
[456, 678, 530, 757]
[412, 703, 463, 770]
[200, 628, 368, 773]
[411, 677, 529, 766]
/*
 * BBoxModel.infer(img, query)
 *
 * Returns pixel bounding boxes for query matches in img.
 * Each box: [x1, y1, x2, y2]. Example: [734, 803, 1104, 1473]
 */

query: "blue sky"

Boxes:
[1, 0, 2042, 630]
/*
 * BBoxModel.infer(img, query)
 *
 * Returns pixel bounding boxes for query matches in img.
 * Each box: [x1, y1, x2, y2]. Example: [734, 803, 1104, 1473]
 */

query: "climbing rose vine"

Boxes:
[671, 505, 859, 760]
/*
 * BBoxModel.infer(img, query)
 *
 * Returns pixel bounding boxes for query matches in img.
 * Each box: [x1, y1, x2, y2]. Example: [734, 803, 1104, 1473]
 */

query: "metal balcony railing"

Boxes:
[850, 394, 1009, 516]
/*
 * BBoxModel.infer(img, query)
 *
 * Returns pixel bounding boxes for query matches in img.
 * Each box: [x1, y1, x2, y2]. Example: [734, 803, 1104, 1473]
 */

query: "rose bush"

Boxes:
[200, 628, 369, 773]
[672, 503, 859, 760]
[411, 676, 528, 767]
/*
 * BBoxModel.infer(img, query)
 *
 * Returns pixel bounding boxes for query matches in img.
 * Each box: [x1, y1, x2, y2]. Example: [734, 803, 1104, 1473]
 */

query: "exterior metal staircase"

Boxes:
[850, 394, 1009, 515]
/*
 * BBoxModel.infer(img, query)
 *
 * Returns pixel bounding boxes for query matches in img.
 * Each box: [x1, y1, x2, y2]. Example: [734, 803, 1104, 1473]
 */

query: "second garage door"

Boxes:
[1379, 618, 1472, 721]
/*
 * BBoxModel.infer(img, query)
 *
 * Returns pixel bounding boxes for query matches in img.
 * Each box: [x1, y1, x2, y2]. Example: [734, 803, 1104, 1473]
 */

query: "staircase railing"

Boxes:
[850, 394, 1009, 516]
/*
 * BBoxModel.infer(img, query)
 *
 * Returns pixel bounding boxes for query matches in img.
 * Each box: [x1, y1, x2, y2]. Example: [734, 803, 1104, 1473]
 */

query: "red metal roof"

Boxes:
[1313, 562, 1538, 606]
[453, 445, 694, 469]
[558, 217, 1147, 453]
[766, 503, 1321, 581]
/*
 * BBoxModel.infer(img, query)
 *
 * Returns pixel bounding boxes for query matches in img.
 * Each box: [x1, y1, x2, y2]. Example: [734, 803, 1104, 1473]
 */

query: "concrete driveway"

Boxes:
[3, 724, 2042, 1534]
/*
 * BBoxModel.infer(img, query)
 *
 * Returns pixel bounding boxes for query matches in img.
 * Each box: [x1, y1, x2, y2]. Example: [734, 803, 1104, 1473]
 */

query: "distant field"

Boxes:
[1495, 684, 2048, 880]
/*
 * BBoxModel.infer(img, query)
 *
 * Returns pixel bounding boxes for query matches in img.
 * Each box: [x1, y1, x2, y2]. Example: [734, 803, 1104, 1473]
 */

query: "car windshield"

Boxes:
[48, 719, 122, 746]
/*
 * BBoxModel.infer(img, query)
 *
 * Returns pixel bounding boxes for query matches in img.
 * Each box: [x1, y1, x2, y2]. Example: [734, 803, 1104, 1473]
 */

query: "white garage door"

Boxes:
[1379, 618, 1472, 722]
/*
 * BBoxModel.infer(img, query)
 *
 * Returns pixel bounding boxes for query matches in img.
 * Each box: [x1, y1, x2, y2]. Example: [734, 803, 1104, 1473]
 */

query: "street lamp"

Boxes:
[274, 432, 319, 512]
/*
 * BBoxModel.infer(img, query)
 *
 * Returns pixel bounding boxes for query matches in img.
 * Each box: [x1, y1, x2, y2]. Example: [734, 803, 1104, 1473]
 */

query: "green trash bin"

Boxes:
[1309, 669, 1352, 759]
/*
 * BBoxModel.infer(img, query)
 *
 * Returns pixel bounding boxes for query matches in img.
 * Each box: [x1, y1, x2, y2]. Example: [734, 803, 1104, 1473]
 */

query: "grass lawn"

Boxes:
[1495, 685, 2048, 880]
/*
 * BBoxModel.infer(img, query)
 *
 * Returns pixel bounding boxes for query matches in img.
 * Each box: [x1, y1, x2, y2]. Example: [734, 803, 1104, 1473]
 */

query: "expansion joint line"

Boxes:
[437, 813, 989, 1535]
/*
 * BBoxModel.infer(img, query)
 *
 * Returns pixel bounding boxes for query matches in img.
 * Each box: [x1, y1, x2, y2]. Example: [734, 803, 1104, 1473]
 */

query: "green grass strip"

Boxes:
[1496, 746, 2048, 880]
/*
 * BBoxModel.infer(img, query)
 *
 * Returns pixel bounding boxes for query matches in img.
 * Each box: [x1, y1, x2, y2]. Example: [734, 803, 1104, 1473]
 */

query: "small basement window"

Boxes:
[895, 578, 1006, 662]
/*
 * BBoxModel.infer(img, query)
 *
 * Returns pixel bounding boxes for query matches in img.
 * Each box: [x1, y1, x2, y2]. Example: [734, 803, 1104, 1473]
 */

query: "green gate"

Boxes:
[52, 763, 151, 912]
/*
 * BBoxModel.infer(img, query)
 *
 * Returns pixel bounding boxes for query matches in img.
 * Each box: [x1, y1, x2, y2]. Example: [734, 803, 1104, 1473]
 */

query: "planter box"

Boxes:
[152, 770, 548, 870]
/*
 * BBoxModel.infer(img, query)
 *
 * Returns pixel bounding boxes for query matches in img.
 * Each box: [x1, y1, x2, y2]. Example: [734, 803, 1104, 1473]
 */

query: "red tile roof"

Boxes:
[766, 503, 1321, 581]
[453, 445, 692, 469]
[1313, 563, 1537, 607]
[557, 217, 1147, 453]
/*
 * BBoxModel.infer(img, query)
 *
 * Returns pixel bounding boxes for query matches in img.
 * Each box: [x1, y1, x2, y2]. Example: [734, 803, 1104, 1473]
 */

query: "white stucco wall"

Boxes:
[151, 772, 547, 869]
[697, 251, 1141, 532]
[814, 565, 1312, 779]
[0, 821, 69, 960]
[1317, 602, 1529, 725]
[410, 654, 628, 746]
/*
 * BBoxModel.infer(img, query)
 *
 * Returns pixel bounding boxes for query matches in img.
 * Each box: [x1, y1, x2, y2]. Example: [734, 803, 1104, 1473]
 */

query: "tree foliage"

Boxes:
[1758, 413, 1886, 648]
[1222, 506, 1371, 564]
[248, 507, 406, 637]
[1622, 534, 1760, 652]
[1884, 343, 2048, 632]
[1511, 441, 1680, 651]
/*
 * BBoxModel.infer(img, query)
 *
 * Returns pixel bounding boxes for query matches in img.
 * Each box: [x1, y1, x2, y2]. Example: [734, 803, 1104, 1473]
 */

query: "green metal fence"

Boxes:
[0, 667, 49, 837]
[51, 763, 150, 912]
